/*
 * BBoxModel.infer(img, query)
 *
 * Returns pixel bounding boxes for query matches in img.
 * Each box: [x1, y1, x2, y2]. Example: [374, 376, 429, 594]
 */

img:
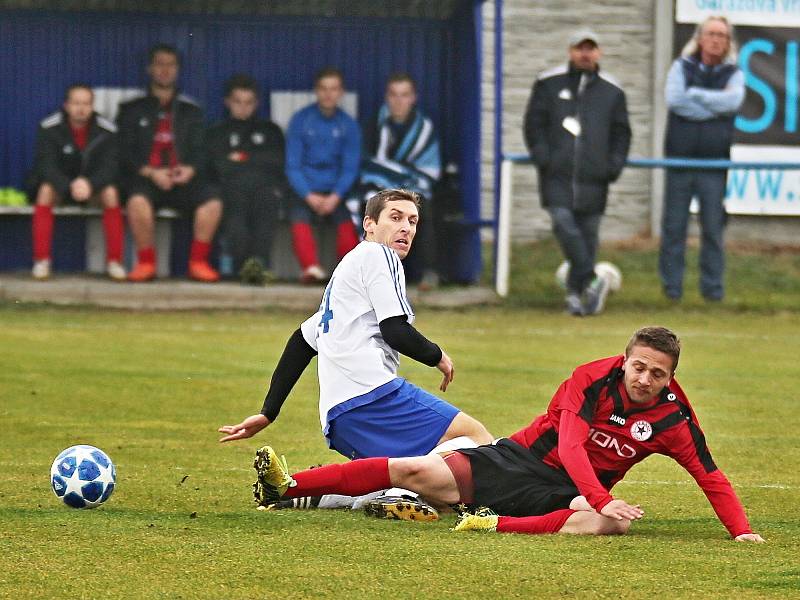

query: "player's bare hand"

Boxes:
[600, 499, 644, 521]
[437, 350, 454, 392]
[306, 193, 326, 214]
[318, 193, 340, 216]
[218, 414, 270, 442]
[171, 164, 195, 185]
[70, 177, 92, 201]
[735, 533, 765, 543]
[150, 168, 174, 191]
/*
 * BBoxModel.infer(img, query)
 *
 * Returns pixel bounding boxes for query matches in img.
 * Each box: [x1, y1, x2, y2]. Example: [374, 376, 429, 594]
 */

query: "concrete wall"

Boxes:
[482, 0, 656, 244]
[483, 0, 800, 245]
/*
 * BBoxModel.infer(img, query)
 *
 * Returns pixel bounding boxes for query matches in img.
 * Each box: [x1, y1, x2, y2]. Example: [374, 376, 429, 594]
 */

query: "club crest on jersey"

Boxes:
[251, 132, 264, 145]
[62, 144, 74, 154]
[608, 413, 626, 426]
[630, 420, 653, 442]
[667, 392, 677, 401]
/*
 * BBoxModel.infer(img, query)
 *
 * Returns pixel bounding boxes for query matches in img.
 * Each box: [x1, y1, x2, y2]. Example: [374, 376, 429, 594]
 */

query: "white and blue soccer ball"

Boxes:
[50, 445, 116, 509]
[555, 260, 622, 292]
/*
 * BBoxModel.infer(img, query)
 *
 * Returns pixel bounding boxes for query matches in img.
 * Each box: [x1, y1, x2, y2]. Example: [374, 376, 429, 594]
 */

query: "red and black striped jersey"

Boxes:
[508, 354, 752, 537]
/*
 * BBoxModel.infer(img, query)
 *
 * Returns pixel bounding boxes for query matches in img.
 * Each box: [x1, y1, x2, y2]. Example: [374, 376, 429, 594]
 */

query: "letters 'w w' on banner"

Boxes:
[675, 0, 800, 215]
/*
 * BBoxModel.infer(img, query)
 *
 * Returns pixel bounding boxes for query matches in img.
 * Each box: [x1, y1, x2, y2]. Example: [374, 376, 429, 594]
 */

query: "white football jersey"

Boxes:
[300, 241, 414, 435]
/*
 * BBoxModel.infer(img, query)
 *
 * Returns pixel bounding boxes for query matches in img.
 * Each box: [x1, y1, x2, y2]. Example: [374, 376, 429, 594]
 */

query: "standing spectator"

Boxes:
[117, 43, 222, 283]
[285, 67, 360, 283]
[360, 72, 442, 289]
[523, 29, 631, 316]
[660, 16, 744, 302]
[207, 75, 287, 279]
[28, 84, 125, 281]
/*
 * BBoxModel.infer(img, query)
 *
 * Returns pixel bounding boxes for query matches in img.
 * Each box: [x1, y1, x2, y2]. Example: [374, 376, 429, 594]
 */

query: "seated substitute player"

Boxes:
[28, 83, 125, 280]
[285, 67, 361, 283]
[207, 74, 287, 278]
[219, 189, 493, 511]
[252, 326, 765, 542]
[117, 43, 222, 282]
[357, 72, 442, 289]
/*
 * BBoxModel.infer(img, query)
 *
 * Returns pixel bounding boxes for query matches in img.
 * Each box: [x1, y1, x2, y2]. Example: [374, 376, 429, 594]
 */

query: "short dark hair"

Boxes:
[386, 71, 417, 92]
[225, 74, 259, 98]
[625, 326, 681, 371]
[64, 83, 93, 102]
[364, 189, 421, 223]
[314, 66, 344, 87]
[148, 43, 181, 66]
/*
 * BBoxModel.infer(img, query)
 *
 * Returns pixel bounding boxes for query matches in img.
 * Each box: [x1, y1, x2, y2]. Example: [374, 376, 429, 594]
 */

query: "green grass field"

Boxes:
[2, 243, 799, 598]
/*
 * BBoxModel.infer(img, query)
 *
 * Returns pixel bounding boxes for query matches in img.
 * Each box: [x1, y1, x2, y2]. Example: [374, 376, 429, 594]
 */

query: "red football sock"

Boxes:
[32, 204, 53, 261]
[335, 221, 359, 259]
[103, 206, 124, 262]
[190, 239, 211, 263]
[291, 222, 318, 269]
[496, 509, 576, 535]
[137, 246, 156, 265]
[283, 457, 391, 498]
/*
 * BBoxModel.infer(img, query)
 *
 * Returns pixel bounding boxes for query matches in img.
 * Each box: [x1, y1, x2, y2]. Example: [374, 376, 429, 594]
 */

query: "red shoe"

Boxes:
[188, 260, 220, 282]
[127, 262, 156, 282]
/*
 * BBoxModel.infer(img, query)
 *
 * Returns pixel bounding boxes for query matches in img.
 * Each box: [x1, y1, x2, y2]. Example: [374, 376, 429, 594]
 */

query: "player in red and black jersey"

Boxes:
[253, 326, 764, 542]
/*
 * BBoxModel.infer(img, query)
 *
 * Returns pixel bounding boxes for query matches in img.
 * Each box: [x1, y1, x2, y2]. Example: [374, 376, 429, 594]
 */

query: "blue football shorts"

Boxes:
[327, 380, 460, 460]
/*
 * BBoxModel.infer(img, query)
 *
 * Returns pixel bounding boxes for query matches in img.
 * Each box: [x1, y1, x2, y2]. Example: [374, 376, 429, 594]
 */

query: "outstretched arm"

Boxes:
[668, 422, 764, 541]
[218, 328, 317, 442]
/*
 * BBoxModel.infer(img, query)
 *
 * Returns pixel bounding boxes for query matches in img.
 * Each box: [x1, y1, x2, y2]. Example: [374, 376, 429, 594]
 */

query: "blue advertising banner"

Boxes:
[676, 0, 800, 215]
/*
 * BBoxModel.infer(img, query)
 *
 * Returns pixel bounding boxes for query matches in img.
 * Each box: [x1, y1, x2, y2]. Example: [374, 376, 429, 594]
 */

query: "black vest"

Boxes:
[665, 55, 739, 159]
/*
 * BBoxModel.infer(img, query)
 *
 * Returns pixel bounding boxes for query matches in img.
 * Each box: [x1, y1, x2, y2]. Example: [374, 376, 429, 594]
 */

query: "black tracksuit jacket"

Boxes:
[28, 111, 118, 197]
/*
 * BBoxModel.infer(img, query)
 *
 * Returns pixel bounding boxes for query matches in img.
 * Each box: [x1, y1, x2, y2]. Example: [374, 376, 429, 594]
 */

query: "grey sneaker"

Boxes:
[565, 293, 584, 316]
[583, 274, 611, 315]
[418, 270, 440, 292]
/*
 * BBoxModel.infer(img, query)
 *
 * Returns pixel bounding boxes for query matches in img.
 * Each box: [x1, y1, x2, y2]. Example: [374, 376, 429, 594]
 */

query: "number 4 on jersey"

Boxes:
[319, 278, 334, 333]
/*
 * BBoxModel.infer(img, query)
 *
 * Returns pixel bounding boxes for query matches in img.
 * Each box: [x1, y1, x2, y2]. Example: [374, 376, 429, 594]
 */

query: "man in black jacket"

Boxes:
[524, 30, 631, 316]
[207, 75, 287, 279]
[28, 84, 125, 281]
[117, 44, 222, 282]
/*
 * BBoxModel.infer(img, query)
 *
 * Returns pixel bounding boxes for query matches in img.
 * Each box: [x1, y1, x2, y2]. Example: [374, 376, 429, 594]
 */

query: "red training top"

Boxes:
[508, 354, 752, 538]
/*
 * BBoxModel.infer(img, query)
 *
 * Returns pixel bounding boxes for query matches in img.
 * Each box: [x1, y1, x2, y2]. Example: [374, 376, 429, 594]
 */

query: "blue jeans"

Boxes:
[659, 169, 727, 300]
[547, 207, 602, 293]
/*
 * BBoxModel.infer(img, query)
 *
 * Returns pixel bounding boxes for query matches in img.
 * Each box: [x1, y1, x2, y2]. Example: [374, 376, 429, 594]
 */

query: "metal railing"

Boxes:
[495, 154, 800, 297]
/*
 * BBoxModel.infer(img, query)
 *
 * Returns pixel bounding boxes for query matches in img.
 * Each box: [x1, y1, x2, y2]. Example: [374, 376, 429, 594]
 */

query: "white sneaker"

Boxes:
[301, 264, 327, 284]
[106, 261, 127, 281]
[32, 259, 51, 280]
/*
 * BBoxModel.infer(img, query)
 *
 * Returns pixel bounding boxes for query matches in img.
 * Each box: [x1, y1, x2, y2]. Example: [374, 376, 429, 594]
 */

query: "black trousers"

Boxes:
[222, 177, 281, 272]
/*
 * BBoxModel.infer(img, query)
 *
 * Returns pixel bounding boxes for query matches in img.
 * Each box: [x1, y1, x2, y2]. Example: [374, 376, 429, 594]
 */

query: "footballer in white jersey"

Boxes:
[300, 240, 415, 435]
[219, 189, 492, 460]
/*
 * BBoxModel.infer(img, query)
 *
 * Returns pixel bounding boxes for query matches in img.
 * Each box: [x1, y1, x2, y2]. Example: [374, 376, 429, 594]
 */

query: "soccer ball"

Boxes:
[595, 261, 622, 292]
[50, 445, 116, 509]
[555, 261, 622, 292]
